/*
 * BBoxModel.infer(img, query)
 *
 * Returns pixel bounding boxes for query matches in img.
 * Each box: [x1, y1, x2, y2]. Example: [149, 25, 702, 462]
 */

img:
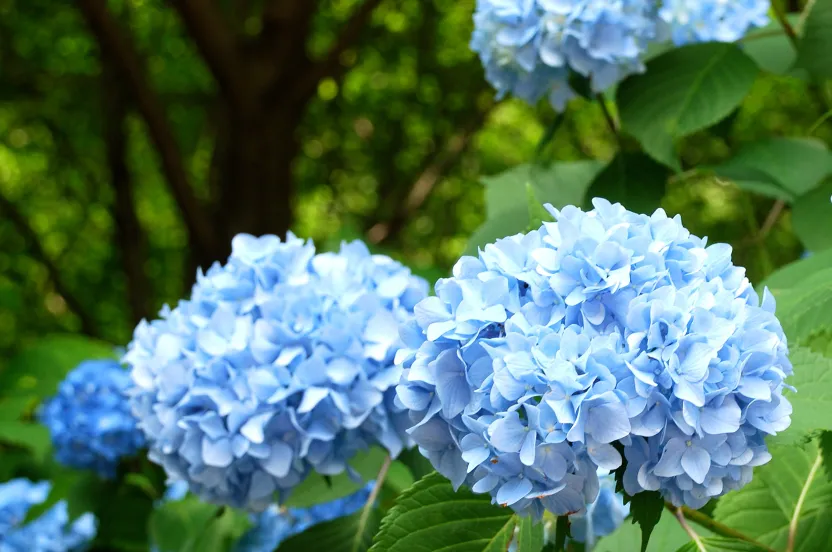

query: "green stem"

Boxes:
[771, 2, 799, 47]
[595, 93, 620, 143]
[352, 455, 392, 552]
[553, 515, 569, 552]
[665, 503, 775, 552]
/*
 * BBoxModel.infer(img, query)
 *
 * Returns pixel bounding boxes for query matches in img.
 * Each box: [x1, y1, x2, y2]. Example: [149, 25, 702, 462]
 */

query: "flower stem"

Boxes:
[353, 455, 393, 552]
[771, 2, 799, 47]
[595, 93, 620, 142]
[673, 505, 706, 552]
[665, 502, 775, 552]
[786, 451, 822, 552]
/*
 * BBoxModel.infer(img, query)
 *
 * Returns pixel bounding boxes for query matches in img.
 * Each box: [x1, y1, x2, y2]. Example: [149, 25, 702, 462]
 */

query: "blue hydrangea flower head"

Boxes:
[396, 198, 792, 513]
[0, 479, 97, 552]
[659, 0, 769, 45]
[234, 482, 374, 552]
[125, 234, 427, 511]
[470, 0, 659, 109]
[471, 1, 769, 109]
[569, 472, 628, 547]
[40, 359, 145, 478]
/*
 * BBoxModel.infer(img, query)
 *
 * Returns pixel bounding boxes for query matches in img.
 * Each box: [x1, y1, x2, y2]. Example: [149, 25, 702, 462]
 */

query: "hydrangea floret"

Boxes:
[395, 199, 792, 515]
[470, 0, 770, 109]
[40, 359, 145, 478]
[125, 234, 427, 511]
[0, 479, 97, 552]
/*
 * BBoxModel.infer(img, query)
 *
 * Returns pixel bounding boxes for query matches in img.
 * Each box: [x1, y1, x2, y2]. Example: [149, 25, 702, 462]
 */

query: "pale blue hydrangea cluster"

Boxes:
[471, 0, 769, 109]
[125, 234, 427, 511]
[659, 0, 769, 45]
[39, 359, 145, 478]
[0, 479, 97, 552]
[569, 473, 628, 547]
[235, 482, 374, 552]
[395, 199, 792, 514]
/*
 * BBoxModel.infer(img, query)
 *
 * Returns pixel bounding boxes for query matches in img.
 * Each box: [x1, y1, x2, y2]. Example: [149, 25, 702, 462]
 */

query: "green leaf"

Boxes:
[0, 334, 116, 399]
[768, 347, 832, 446]
[713, 439, 830, 551]
[285, 446, 386, 508]
[0, 421, 51, 459]
[184, 508, 252, 552]
[279, 507, 381, 552]
[532, 161, 606, 210]
[629, 491, 665, 552]
[741, 15, 803, 76]
[617, 43, 758, 170]
[149, 496, 224, 552]
[803, 329, 832, 358]
[397, 448, 435, 481]
[796, 0, 832, 79]
[767, 267, 832, 346]
[792, 178, 832, 252]
[709, 138, 832, 201]
[596, 508, 693, 552]
[384, 461, 415, 495]
[369, 472, 516, 552]
[517, 515, 545, 552]
[465, 161, 604, 255]
[527, 182, 554, 230]
[674, 537, 768, 552]
[761, 248, 832, 291]
[585, 152, 670, 215]
[0, 396, 36, 420]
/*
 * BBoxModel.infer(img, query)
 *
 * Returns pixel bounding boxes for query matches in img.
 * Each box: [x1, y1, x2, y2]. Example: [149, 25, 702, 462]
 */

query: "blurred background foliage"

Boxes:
[0, 0, 824, 369]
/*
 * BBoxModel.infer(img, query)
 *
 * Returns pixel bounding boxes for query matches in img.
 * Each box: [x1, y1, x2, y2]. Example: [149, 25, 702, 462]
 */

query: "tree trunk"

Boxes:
[189, 100, 303, 272]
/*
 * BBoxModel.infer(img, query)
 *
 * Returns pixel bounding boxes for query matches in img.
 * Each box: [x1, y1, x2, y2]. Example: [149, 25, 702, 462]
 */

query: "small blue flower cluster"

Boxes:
[125, 234, 427, 511]
[569, 473, 628, 547]
[0, 479, 97, 552]
[659, 0, 769, 45]
[470, 0, 769, 109]
[395, 199, 792, 514]
[40, 359, 145, 478]
[235, 482, 374, 552]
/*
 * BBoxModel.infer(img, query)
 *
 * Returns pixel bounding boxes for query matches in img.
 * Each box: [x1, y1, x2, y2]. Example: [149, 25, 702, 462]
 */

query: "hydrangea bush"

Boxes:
[123, 234, 427, 510]
[5, 0, 832, 551]
[40, 359, 145, 478]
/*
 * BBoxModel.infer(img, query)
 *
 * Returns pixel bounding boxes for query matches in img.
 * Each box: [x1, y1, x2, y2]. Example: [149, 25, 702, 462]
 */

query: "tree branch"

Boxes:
[367, 105, 492, 244]
[102, 56, 152, 325]
[168, 0, 243, 107]
[289, 0, 384, 102]
[0, 191, 99, 337]
[76, 0, 217, 254]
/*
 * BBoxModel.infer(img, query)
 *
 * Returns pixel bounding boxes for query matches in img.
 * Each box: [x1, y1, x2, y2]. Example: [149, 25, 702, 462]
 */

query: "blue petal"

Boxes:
[681, 446, 710, 484]
[489, 412, 528, 453]
[496, 477, 533, 506]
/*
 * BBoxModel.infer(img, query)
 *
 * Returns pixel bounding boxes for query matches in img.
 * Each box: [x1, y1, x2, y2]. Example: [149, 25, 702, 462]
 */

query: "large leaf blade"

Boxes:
[713, 440, 831, 551]
[617, 43, 758, 170]
[369, 472, 515, 552]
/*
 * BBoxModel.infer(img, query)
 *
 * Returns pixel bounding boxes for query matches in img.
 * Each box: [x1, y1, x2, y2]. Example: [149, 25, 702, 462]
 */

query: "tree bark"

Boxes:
[102, 57, 152, 325]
